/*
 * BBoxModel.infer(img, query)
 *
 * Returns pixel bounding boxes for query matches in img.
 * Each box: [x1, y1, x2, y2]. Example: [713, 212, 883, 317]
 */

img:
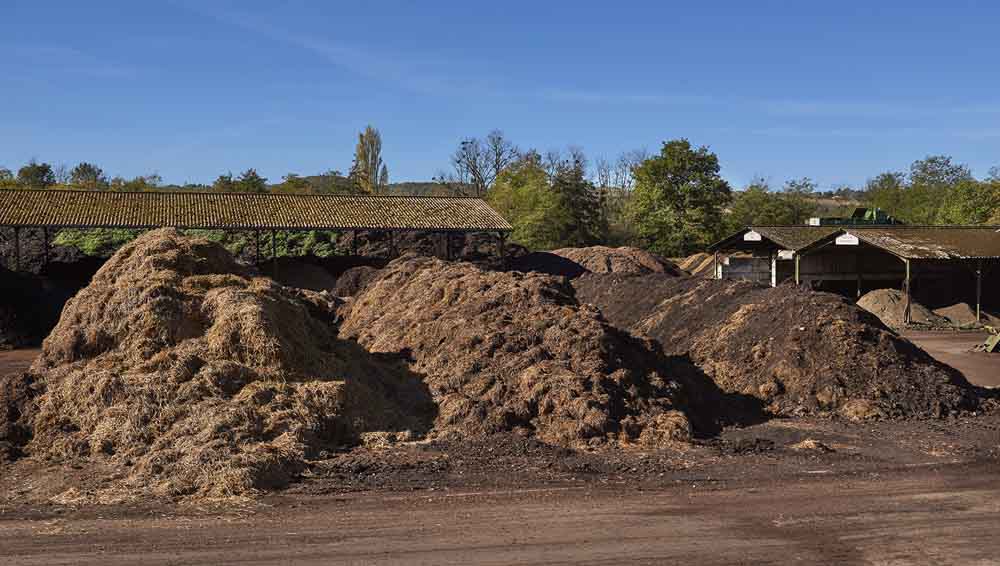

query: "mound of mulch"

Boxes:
[551, 246, 684, 276]
[857, 289, 945, 329]
[11, 229, 435, 499]
[339, 256, 694, 448]
[676, 253, 716, 276]
[573, 274, 978, 419]
[333, 266, 380, 297]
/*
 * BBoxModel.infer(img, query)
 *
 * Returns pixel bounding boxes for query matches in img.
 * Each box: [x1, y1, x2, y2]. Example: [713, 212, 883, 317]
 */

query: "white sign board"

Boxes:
[743, 230, 762, 242]
[835, 233, 860, 246]
[778, 250, 795, 260]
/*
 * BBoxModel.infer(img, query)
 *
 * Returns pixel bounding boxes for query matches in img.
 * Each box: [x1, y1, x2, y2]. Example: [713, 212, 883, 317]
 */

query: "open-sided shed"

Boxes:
[797, 226, 1000, 323]
[0, 189, 513, 269]
[711, 224, 1000, 323]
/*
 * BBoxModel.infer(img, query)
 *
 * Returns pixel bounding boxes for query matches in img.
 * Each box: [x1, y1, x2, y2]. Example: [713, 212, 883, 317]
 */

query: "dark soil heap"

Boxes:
[573, 274, 978, 419]
[333, 266, 380, 297]
[13, 229, 434, 498]
[509, 246, 683, 279]
[339, 256, 694, 448]
[551, 246, 683, 276]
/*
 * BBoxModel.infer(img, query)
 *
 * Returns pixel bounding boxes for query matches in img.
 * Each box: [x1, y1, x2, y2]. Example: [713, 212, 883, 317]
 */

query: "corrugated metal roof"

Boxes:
[0, 189, 513, 232]
[844, 227, 1000, 260]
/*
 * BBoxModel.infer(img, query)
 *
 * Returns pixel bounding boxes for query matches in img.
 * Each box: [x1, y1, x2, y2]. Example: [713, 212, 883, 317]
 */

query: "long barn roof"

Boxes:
[0, 189, 513, 232]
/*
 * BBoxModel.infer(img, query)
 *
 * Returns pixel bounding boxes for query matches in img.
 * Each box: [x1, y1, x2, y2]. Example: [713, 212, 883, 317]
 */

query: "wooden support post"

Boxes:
[713, 252, 719, 280]
[351, 230, 358, 256]
[855, 251, 862, 299]
[498, 232, 507, 266]
[271, 230, 278, 278]
[388, 232, 395, 259]
[446, 233, 453, 261]
[13, 227, 20, 272]
[903, 259, 912, 325]
[255, 230, 261, 265]
[794, 254, 801, 286]
[976, 260, 983, 323]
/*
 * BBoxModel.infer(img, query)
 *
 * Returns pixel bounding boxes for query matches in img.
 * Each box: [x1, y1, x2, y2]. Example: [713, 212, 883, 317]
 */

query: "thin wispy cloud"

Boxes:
[180, 2, 485, 97]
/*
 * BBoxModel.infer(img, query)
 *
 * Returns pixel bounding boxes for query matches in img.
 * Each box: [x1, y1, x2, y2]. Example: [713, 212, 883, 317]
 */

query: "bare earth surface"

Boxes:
[902, 331, 999, 388]
[2, 344, 999, 565]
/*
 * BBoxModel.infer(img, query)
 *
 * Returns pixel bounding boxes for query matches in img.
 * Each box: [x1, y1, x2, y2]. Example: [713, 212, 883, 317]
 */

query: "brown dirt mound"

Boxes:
[857, 289, 945, 329]
[551, 246, 683, 276]
[339, 256, 694, 448]
[0, 372, 37, 462]
[933, 303, 1000, 328]
[333, 266, 381, 297]
[16, 229, 435, 499]
[573, 274, 977, 419]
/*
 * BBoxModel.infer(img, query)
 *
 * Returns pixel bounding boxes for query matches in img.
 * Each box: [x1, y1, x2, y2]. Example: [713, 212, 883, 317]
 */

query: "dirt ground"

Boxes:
[2, 340, 998, 565]
[903, 331, 999, 387]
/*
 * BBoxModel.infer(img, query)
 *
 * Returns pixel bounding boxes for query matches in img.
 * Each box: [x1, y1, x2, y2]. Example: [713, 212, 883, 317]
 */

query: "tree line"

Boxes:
[4, 127, 999, 257]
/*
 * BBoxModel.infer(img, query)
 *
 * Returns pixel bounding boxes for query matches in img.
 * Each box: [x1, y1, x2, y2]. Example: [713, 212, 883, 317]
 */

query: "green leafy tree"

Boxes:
[936, 179, 1000, 225]
[628, 139, 732, 256]
[279, 173, 312, 194]
[547, 159, 607, 247]
[488, 156, 560, 249]
[489, 152, 607, 250]
[236, 169, 268, 193]
[17, 160, 56, 188]
[212, 172, 237, 192]
[725, 177, 797, 232]
[69, 162, 107, 189]
[350, 125, 389, 194]
[782, 177, 819, 224]
[907, 155, 972, 224]
[864, 171, 907, 215]
[0, 167, 14, 188]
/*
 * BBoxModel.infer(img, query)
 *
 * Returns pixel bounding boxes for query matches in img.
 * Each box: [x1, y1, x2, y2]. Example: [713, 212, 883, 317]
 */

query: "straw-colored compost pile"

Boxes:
[340, 256, 694, 447]
[551, 246, 683, 276]
[574, 274, 977, 419]
[22, 229, 434, 498]
[676, 253, 716, 276]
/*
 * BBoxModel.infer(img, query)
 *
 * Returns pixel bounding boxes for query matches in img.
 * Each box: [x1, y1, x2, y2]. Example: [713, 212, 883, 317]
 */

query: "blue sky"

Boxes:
[2, 0, 999, 189]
